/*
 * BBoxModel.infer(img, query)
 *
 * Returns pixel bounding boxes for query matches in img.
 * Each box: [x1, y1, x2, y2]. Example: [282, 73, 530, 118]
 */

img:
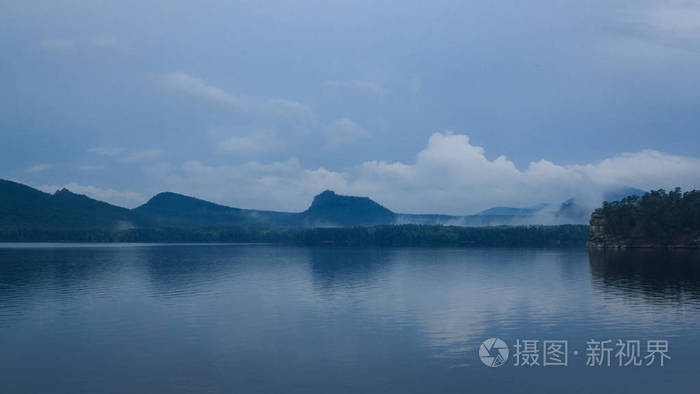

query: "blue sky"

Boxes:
[2, 0, 700, 213]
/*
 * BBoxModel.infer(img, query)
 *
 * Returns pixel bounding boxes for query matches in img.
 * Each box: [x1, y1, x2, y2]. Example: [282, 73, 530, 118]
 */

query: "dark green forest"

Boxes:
[0, 224, 589, 247]
[599, 188, 700, 246]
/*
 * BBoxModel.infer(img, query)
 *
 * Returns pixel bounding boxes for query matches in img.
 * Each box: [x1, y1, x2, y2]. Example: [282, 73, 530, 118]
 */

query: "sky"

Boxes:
[2, 0, 700, 214]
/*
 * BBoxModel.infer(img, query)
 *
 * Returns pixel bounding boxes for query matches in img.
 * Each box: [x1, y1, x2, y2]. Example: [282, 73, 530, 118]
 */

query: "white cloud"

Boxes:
[642, 2, 700, 39]
[157, 71, 315, 133]
[324, 118, 371, 149]
[217, 129, 285, 155]
[262, 99, 314, 129]
[88, 37, 121, 50]
[325, 80, 389, 96]
[607, 2, 700, 58]
[87, 147, 162, 163]
[87, 147, 122, 157]
[353, 132, 700, 214]
[157, 71, 250, 111]
[145, 158, 347, 212]
[144, 132, 700, 215]
[78, 165, 104, 171]
[121, 149, 164, 163]
[26, 164, 52, 173]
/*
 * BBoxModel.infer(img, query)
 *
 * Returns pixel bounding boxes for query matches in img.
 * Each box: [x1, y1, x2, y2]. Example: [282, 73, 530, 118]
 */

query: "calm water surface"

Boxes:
[1, 244, 699, 393]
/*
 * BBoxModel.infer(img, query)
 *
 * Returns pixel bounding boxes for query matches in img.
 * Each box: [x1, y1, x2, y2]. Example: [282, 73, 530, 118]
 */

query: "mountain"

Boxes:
[554, 198, 590, 223]
[0, 179, 141, 230]
[555, 187, 647, 224]
[134, 192, 300, 228]
[476, 203, 549, 216]
[0, 178, 652, 232]
[301, 190, 396, 226]
[136, 189, 398, 228]
[134, 192, 247, 228]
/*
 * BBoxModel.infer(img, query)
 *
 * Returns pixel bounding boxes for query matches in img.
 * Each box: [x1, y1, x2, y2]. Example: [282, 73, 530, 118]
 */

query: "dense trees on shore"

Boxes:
[599, 188, 700, 246]
[0, 224, 589, 247]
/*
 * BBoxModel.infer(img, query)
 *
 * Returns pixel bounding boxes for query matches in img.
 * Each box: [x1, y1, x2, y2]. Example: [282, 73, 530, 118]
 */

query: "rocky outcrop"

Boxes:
[586, 208, 610, 248]
[586, 208, 643, 248]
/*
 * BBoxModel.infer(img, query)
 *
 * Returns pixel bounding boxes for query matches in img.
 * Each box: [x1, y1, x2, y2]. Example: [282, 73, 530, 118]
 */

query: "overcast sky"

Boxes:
[2, 0, 700, 214]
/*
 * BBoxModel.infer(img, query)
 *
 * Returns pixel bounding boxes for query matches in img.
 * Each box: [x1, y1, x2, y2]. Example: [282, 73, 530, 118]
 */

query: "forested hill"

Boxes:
[0, 179, 145, 230]
[1, 179, 591, 231]
[133, 191, 298, 228]
[588, 188, 700, 248]
[0, 179, 593, 245]
[300, 190, 396, 226]
[133, 189, 396, 228]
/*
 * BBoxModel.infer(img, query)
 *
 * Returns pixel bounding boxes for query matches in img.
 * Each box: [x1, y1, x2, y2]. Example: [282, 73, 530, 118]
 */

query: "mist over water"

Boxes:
[1, 244, 699, 393]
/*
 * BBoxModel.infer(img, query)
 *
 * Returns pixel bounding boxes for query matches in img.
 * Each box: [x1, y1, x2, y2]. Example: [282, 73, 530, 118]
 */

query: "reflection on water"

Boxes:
[308, 247, 393, 293]
[589, 249, 700, 307]
[0, 244, 699, 393]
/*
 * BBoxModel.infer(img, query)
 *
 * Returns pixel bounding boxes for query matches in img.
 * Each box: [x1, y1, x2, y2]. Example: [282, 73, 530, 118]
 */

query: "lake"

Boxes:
[1, 244, 699, 393]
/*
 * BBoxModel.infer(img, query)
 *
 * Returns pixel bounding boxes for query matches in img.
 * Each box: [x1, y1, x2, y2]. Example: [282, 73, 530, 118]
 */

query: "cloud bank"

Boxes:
[141, 132, 700, 214]
[324, 80, 389, 96]
[157, 71, 250, 111]
[324, 118, 371, 149]
[217, 129, 285, 155]
[157, 71, 314, 132]
[26, 164, 53, 173]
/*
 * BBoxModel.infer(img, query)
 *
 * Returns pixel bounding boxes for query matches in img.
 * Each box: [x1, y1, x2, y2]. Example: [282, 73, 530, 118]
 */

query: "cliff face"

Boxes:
[586, 208, 609, 248]
[586, 208, 640, 248]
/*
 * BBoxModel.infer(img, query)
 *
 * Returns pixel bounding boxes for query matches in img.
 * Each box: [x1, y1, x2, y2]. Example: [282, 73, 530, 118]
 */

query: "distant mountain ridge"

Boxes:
[135, 192, 248, 228]
[0, 179, 645, 231]
[554, 188, 646, 223]
[0, 179, 142, 230]
[134, 191, 300, 228]
[476, 203, 549, 216]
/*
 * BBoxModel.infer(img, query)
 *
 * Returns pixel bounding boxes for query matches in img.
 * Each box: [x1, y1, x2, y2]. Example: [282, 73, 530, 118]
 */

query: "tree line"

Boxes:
[600, 188, 700, 246]
[0, 224, 589, 247]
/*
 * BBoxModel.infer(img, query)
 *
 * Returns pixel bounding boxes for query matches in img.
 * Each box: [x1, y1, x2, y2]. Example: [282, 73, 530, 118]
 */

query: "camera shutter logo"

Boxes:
[479, 338, 509, 367]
